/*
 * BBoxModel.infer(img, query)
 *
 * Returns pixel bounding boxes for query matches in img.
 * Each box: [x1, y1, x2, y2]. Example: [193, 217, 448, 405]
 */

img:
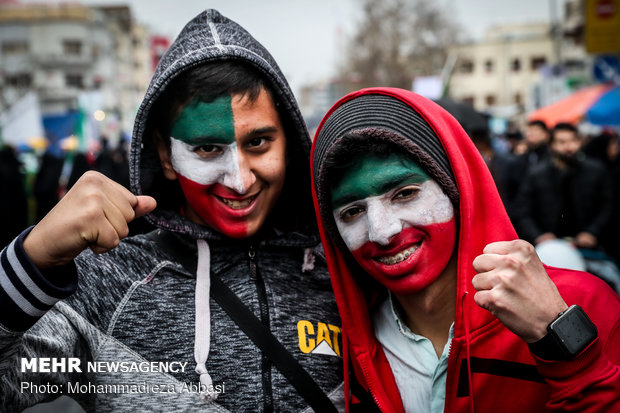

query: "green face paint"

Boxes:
[330, 152, 429, 209]
[170, 95, 235, 145]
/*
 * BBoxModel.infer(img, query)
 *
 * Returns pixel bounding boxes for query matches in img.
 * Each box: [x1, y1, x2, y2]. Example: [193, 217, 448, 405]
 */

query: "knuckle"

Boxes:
[503, 255, 520, 271]
[80, 170, 103, 185]
[82, 201, 104, 221]
[119, 225, 130, 239]
[501, 271, 517, 287]
[472, 255, 482, 270]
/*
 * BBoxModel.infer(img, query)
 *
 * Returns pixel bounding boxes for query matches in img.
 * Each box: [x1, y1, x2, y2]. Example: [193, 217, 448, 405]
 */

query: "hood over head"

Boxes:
[130, 9, 316, 243]
[128, 9, 320, 401]
[310, 87, 518, 410]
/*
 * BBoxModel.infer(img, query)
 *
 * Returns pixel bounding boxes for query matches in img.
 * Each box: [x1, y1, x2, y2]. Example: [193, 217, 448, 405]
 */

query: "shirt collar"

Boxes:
[388, 292, 455, 342]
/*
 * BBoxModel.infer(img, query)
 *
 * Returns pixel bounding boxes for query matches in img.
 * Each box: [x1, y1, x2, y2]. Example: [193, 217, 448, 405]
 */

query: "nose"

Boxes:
[222, 144, 256, 194]
[366, 198, 402, 246]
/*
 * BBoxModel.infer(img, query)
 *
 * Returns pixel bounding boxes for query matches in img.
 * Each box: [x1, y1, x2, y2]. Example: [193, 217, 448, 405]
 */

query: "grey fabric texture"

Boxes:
[0, 9, 343, 412]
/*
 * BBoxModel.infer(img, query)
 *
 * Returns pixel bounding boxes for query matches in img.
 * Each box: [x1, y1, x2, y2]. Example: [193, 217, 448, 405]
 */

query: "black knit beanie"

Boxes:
[314, 94, 459, 230]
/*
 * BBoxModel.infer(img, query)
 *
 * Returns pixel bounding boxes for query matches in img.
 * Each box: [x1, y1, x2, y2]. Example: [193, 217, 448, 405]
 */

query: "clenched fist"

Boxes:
[472, 239, 568, 343]
[23, 171, 157, 270]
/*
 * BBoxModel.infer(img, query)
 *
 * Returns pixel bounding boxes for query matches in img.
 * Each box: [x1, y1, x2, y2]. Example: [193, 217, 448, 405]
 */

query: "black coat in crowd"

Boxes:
[514, 155, 614, 244]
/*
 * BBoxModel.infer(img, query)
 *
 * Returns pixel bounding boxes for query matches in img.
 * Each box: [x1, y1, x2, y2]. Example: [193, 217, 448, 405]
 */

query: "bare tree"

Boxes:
[338, 0, 463, 90]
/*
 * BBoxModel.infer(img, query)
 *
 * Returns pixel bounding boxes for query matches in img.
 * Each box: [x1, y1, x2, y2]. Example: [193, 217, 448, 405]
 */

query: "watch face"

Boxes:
[550, 305, 598, 357]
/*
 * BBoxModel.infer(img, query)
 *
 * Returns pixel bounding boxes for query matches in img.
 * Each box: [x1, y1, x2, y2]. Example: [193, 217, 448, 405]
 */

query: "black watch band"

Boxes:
[529, 305, 598, 360]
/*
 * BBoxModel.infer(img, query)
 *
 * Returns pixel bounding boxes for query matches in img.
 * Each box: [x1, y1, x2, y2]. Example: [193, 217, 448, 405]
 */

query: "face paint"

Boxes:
[331, 152, 457, 294]
[170, 139, 247, 193]
[167, 90, 287, 239]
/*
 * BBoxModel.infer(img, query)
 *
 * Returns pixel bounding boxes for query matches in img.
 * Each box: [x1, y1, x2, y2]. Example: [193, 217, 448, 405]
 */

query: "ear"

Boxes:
[156, 142, 177, 180]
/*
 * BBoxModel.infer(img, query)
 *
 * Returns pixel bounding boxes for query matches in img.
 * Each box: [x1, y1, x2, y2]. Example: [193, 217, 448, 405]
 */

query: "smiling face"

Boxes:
[158, 88, 287, 238]
[331, 152, 457, 294]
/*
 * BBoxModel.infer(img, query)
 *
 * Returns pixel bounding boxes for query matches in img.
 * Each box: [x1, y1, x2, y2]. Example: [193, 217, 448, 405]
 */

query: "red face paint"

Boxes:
[165, 88, 287, 239]
[177, 175, 260, 238]
[351, 221, 456, 294]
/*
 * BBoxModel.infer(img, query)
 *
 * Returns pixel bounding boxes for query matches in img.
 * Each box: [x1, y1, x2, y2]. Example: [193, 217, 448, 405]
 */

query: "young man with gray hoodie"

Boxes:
[0, 10, 343, 412]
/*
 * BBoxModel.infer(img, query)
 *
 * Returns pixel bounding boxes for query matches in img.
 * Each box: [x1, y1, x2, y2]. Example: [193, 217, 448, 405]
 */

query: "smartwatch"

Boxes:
[529, 305, 598, 360]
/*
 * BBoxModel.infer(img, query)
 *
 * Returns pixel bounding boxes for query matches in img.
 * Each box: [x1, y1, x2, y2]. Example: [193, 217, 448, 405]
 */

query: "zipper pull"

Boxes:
[248, 245, 257, 281]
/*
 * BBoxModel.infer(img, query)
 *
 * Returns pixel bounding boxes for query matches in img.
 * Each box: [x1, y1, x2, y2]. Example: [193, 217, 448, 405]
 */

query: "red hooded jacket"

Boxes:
[310, 87, 620, 412]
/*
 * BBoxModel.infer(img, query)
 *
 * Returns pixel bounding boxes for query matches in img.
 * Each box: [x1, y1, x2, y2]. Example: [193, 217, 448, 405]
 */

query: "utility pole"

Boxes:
[549, 0, 563, 74]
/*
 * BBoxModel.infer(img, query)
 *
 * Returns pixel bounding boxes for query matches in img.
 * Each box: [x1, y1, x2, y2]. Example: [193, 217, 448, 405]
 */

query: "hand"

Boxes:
[23, 171, 157, 270]
[575, 232, 597, 249]
[472, 240, 568, 343]
[534, 232, 556, 246]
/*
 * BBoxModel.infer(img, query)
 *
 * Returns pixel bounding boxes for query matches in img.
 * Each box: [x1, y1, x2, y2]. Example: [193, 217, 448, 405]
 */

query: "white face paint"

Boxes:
[333, 180, 454, 251]
[169, 137, 247, 194]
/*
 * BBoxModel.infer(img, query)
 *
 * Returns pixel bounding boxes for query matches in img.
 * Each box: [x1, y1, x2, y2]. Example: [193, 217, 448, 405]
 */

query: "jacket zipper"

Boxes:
[359, 356, 388, 412]
[249, 246, 274, 412]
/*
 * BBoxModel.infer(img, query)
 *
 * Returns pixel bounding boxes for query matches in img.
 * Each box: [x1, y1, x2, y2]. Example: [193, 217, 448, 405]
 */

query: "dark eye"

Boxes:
[248, 137, 266, 147]
[339, 206, 365, 223]
[393, 186, 420, 201]
[194, 145, 222, 158]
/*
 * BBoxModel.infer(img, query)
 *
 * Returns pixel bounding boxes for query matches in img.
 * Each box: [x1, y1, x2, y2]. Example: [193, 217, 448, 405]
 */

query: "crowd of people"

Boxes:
[470, 119, 620, 292]
[1, 8, 619, 413]
[0, 134, 152, 247]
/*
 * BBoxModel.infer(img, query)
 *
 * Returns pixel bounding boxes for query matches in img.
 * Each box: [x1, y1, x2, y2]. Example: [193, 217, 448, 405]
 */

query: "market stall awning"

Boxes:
[528, 83, 620, 127]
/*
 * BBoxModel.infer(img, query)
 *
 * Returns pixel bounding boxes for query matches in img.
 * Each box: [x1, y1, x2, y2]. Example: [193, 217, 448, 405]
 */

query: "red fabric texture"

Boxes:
[310, 87, 620, 412]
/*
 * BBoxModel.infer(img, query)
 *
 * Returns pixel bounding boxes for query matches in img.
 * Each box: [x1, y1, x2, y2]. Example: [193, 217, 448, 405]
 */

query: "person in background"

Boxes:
[503, 120, 550, 220]
[514, 122, 613, 250]
[583, 130, 620, 262]
[0, 9, 342, 412]
[310, 87, 620, 412]
[0, 145, 28, 246]
[469, 128, 511, 208]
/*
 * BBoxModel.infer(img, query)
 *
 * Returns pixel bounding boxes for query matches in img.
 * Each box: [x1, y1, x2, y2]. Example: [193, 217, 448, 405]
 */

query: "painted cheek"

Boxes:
[352, 219, 457, 294]
[170, 138, 246, 193]
[335, 180, 456, 294]
[176, 174, 249, 238]
[334, 181, 453, 252]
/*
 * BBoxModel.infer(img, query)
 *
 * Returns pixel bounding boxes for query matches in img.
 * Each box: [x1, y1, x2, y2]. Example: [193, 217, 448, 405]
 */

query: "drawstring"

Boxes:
[462, 290, 475, 412]
[195, 239, 218, 401]
[302, 248, 315, 272]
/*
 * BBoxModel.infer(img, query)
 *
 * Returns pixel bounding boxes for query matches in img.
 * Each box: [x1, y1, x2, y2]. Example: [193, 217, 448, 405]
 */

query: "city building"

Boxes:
[0, 2, 164, 147]
[446, 23, 557, 117]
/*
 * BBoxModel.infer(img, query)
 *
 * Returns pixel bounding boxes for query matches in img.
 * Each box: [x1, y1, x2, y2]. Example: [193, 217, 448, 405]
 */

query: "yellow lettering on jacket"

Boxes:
[297, 320, 315, 353]
[297, 320, 342, 356]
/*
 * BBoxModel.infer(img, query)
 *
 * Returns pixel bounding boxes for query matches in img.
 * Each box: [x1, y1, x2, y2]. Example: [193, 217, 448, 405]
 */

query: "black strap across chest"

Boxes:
[147, 230, 337, 412]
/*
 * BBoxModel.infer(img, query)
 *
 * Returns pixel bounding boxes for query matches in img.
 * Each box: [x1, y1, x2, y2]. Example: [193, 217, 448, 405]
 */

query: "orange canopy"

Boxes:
[528, 83, 614, 127]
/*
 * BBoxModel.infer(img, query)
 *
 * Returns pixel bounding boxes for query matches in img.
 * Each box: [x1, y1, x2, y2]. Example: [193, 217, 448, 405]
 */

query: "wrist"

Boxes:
[529, 305, 598, 360]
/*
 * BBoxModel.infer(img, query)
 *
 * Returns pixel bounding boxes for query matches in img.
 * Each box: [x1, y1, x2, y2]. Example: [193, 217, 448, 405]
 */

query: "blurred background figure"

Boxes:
[33, 140, 65, 221]
[0, 145, 28, 247]
[582, 130, 620, 263]
[514, 123, 620, 293]
[503, 120, 550, 219]
[515, 122, 612, 249]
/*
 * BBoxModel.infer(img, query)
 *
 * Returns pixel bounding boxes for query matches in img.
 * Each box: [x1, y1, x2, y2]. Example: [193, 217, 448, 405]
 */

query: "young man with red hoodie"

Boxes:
[310, 87, 620, 412]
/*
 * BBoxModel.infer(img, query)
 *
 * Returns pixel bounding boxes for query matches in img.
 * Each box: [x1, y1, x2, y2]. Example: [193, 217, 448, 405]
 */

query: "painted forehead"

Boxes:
[170, 95, 235, 145]
[330, 152, 429, 209]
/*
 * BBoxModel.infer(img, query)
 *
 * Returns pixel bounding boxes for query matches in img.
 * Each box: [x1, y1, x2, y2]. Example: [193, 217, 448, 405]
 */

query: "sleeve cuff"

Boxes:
[0, 227, 78, 331]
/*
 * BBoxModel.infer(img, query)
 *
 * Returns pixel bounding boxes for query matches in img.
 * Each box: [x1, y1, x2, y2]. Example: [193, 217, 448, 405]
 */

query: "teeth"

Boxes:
[376, 245, 419, 265]
[220, 195, 255, 209]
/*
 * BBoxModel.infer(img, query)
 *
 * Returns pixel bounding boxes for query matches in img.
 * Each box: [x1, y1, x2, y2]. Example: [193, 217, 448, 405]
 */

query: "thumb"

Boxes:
[134, 195, 157, 218]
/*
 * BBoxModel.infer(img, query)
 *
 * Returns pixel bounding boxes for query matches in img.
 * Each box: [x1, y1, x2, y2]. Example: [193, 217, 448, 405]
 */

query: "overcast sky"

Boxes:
[21, 0, 555, 96]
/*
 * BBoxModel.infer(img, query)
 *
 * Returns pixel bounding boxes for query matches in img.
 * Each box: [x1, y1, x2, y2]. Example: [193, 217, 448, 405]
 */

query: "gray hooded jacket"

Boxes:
[0, 9, 343, 412]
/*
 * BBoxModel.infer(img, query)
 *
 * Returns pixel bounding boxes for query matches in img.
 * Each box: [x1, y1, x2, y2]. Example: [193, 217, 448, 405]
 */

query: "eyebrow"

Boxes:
[332, 172, 426, 208]
[244, 126, 279, 137]
[182, 135, 231, 145]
